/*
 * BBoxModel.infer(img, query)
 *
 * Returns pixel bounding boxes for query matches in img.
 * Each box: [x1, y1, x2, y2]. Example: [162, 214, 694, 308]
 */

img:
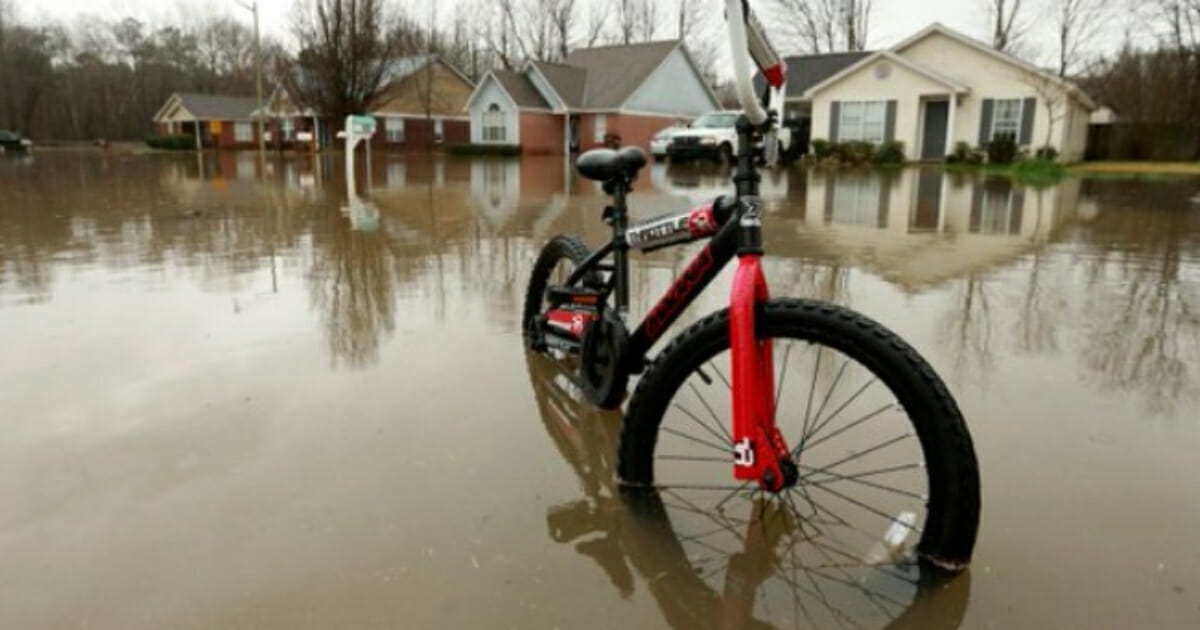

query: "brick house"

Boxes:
[368, 56, 474, 152]
[153, 93, 263, 150]
[466, 40, 721, 155]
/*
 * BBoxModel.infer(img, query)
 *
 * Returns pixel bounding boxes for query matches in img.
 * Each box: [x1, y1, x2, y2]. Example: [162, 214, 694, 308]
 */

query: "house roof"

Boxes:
[560, 40, 680, 109]
[803, 50, 971, 98]
[890, 23, 1098, 110]
[492, 70, 553, 109]
[755, 51, 874, 100]
[530, 61, 587, 108]
[167, 93, 259, 121]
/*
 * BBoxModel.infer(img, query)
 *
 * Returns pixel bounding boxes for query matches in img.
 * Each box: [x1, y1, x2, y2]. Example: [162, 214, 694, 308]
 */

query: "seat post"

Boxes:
[607, 177, 631, 314]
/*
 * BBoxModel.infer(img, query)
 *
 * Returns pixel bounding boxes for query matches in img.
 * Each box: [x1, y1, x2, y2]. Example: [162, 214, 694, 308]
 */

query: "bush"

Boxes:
[872, 140, 905, 165]
[986, 133, 1018, 164]
[836, 141, 875, 165]
[145, 135, 194, 150]
[1034, 145, 1059, 162]
[448, 144, 521, 156]
[811, 138, 833, 159]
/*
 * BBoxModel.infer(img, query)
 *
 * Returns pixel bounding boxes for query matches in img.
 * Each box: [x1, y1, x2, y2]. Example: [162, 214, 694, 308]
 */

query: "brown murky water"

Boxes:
[1, 150, 1199, 628]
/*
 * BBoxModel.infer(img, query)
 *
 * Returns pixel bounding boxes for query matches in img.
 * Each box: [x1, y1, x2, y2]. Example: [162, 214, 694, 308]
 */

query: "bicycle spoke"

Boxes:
[709, 361, 733, 390]
[774, 341, 795, 412]
[660, 425, 729, 454]
[808, 481, 924, 535]
[673, 400, 731, 446]
[802, 403, 899, 452]
[799, 377, 878, 454]
[799, 346, 823, 442]
[805, 432, 913, 475]
[810, 358, 851, 430]
[801, 462, 923, 485]
[685, 382, 733, 443]
[804, 469, 927, 501]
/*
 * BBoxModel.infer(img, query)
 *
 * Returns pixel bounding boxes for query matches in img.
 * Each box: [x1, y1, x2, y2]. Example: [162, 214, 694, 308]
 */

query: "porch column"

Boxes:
[193, 120, 201, 151]
[944, 93, 958, 157]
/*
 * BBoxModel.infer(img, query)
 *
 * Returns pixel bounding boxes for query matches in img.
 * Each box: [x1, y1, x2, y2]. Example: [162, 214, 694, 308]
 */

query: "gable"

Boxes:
[467, 74, 518, 112]
[624, 47, 721, 115]
[894, 27, 1095, 109]
[372, 61, 476, 116]
[525, 64, 569, 111]
[810, 53, 961, 100]
[805, 51, 966, 98]
[563, 40, 679, 109]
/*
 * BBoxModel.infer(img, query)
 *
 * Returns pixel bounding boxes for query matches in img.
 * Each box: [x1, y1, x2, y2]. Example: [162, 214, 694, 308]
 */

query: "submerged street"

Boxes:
[1, 151, 1198, 628]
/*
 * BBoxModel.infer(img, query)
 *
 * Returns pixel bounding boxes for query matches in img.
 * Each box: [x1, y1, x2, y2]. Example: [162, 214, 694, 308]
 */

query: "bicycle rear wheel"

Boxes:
[618, 298, 979, 625]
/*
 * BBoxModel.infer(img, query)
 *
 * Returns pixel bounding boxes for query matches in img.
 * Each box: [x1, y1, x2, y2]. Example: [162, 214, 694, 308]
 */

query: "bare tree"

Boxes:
[770, 0, 871, 53]
[985, 0, 1027, 52]
[1154, 0, 1200, 50]
[547, 0, 578, 60]
[1051, 0, 1110, 77]
[288, 0, 406, 119]
[611, 0, 660, 45]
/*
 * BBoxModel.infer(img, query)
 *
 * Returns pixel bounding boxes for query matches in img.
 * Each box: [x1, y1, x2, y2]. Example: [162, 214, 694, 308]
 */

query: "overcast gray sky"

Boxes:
[14, 0, 1143, 67]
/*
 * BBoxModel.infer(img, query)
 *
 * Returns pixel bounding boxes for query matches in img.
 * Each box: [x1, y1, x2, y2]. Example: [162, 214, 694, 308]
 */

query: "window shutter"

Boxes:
[978, 99, 994, 146]
[884, 100, 897, 143]
[829, 101, 840, 142]
[1019, 97, 1036, 145]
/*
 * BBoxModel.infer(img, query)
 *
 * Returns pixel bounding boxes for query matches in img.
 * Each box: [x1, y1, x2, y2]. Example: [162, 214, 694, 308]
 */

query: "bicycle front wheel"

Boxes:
[618, 299, 980, 584]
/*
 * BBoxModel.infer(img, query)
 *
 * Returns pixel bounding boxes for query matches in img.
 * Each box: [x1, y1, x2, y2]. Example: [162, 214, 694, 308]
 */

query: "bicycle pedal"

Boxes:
[546, 286, 605, 308]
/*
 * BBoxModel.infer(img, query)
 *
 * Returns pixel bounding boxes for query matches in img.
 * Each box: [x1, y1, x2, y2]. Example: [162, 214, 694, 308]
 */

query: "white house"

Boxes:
[798, 23, 1097, 162]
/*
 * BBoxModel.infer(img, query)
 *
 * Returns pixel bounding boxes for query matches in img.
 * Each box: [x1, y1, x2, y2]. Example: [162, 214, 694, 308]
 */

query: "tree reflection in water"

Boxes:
[307, 209, 396, 369]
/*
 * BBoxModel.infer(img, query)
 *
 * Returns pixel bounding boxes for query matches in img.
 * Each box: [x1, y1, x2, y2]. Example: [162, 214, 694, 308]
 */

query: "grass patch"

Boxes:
[1069, 161, 1200, 176]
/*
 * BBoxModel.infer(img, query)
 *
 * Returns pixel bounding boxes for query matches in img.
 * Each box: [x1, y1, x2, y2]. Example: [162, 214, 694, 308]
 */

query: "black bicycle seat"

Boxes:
[576, 147, 647, 182]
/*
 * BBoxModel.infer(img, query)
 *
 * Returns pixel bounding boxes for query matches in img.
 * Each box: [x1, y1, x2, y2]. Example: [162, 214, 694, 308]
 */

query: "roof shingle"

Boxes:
[754, 52, 874, 99]
[175, 93, 259, 120]
[561, 40, 680, 109]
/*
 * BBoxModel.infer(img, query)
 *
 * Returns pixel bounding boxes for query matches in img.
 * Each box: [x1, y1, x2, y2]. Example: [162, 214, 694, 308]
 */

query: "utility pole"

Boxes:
[235, 0, 266, 163]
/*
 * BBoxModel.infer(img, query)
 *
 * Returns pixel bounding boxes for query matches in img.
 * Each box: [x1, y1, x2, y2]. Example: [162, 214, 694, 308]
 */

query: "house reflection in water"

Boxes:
[800, 168, 1088, 289]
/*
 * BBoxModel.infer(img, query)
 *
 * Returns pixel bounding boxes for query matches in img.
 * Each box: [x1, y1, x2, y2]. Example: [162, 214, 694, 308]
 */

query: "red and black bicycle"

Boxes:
[523, 0, 980, 574]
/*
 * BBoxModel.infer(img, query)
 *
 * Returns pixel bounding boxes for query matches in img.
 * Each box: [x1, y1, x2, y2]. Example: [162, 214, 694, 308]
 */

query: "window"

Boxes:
[433, 118, 444, 143]
[234, 122, 252, 143]
[386, 118, 405, 143]
[838, 101, 886, 144]
[281, 118, 295, 141]
[483, 104, 506, 142]
[991, 99, 1022, 141]
[594, 114, 607, 142]
[827, 173, 886, 228]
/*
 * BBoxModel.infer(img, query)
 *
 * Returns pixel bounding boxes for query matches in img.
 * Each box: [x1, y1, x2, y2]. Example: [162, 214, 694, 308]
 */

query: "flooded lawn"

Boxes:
[1, 150, 1199, 628]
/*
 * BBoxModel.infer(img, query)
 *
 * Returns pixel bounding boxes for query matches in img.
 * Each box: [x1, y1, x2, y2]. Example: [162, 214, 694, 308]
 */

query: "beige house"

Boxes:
[802, 23, 1096, 162]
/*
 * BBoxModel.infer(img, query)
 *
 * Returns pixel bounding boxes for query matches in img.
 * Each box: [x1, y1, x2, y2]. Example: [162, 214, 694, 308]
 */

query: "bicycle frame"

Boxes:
[539, 0, 795, 491]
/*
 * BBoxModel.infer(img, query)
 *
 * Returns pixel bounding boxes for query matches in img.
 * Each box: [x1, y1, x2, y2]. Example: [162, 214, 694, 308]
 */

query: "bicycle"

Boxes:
[523, 0, 980, 574]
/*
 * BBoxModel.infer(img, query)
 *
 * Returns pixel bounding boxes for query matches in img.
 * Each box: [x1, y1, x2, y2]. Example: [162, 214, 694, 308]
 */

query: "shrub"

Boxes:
[836, 141, 875, 165]
[449, 144, 521, 156]
[145, 135, 194, 150]
[987, 133, 1018, 164]
[872, 140, 905, 165]
[811, 138, 833, 159]
[1034, 145, 1059, 162]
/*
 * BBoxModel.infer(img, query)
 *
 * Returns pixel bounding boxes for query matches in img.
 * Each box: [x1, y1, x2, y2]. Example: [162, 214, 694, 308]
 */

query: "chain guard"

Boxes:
[580, 314, 630, 410]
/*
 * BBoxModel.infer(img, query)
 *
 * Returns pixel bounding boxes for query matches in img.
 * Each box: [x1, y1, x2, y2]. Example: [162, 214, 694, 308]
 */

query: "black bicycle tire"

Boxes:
[618, 298, 981, 571]
[522, 235, 591, 350]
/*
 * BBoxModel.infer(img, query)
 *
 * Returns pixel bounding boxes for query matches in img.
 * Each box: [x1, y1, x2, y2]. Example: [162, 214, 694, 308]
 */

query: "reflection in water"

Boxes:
[526, 353, 971, 629]
[3, 155, 1198, 406]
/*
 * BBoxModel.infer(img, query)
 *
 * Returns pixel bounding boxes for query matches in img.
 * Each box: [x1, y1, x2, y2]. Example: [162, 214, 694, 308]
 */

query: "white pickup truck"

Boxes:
[666, 111, 792, 164]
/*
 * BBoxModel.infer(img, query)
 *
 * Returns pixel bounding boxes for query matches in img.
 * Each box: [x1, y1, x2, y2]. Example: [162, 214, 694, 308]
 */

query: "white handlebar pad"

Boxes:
[725, 0, 785, 126]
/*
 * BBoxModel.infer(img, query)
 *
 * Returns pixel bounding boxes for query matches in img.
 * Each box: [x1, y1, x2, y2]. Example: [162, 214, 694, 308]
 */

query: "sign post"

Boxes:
[342, 114, 380, 231]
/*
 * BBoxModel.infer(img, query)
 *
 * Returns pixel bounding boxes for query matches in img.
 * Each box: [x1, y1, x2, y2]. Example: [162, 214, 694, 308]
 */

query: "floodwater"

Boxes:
[1, 150, 1198, 629]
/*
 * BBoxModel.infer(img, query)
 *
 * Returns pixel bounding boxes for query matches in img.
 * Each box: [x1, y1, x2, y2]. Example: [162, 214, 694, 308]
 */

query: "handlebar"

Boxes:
[724, 0, 786, 127]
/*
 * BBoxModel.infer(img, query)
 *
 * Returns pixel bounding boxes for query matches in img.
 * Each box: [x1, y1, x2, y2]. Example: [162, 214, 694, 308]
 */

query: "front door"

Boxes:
[921, 100, 949, 161]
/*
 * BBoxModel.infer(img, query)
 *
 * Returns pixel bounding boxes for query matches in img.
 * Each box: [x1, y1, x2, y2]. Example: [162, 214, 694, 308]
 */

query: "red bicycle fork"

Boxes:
[729, 253, 794, 492]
